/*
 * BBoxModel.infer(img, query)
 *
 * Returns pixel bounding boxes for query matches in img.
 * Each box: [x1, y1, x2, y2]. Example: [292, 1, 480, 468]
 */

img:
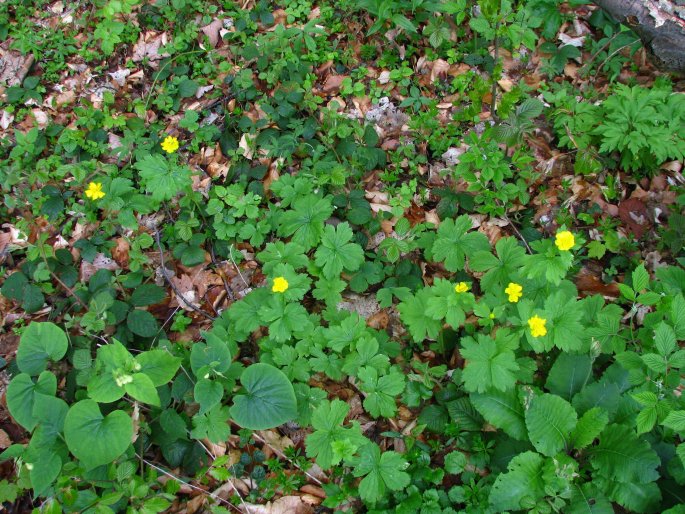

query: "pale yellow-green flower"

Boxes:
[161, 135, 180, 154]
[528, 315, 547, 337]
[504, 282, 523, 303]
[85, 182, 105, 200]
[555, 230, 575, 251]
[454, 282, 469, 293]
[272, 276, 289, 293]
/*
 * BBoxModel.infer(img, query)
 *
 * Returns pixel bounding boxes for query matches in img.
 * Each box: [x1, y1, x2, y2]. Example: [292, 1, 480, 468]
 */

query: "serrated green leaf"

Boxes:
[572, 407, 608, 449]
[489, 452, 546, 511]
[471, 388, 527, 440]
[525, 393, 577, 456]
[588, 424, 660, 483]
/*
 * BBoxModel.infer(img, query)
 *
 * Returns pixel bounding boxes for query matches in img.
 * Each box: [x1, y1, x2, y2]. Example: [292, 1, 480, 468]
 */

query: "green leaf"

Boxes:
[663, 410, 685, 432]
[571, 407, 609, 449]
[126, 309, 159, 337]
[545, 292, 586, 352]
[135, 154, 193, 202]
[587, 240, 606, 259]
[314, 222, 365, 279]
[16, 322, 68, 376]
[178, 78, 199, 98]
[470, 237, 526, 292]
[305, 399, 366, 469]
[130, 284, 166, 307]
[64, 400, 133, 469]
[470, 388, 527, 440]
[587, 424, 660, 483]
[230, 363, 297, 430]
[546, 353, 592, 400]
[353, 443, 410, 504]
[6, 371, 57, 431]
[397, 288, 443, 343]
[568, 483, 614, 514]
[431, 215, 490, 272]
[134, 350, 181, 386]
[632, 264, 649, 292]
[358, 366, 405, 418]
[525, 393, 577, 456]
[607, 480, 662, 513]
[191, 405, 230, 443]
[124, 373, 160, 406]
[277, 195, 334, 249]
[194, 379, 223, 414]
[654, 322, 677, 356]
[489, 452, 546, 511]
[460, 331, 519, 393]
[444, 451, 467, 474]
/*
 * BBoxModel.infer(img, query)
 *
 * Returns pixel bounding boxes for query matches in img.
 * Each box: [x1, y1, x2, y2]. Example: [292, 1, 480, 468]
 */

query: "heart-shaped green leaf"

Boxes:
[6, 371, 57, 431]
[17, 322, 68, 376]
[64, 400, 133, 469]
[230, 363, 297, 430]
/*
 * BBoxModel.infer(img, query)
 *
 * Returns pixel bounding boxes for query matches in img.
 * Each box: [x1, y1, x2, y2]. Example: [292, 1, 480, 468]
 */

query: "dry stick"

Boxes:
[250, 431, 324, 487]
[154, 230, 216, 321]
[209, 243, 236, 302]
[137, 455, 245, 512]
[39, 251, 89, 311]
[497, 204, 533, 254]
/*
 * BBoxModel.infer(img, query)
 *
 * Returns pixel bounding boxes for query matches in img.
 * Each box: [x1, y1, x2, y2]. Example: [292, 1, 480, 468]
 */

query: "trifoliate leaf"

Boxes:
[353, 444, 410, 504]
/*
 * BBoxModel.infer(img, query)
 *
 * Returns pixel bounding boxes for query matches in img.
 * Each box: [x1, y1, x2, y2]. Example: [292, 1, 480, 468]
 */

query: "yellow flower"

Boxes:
[505, 282, 523, 303]
[85, 182, 105, 200]
[528, 315, 547, 337]
[454, 282, 469, 293]
[161, 135, 180, 154]
[272, 276, 289, 293]
[555, 230, 575, 251]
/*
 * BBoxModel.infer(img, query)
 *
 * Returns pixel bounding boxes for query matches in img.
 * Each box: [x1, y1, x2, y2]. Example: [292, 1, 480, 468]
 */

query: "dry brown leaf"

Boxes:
[201, 19, 224, 48]
[322, 74, 346, 94]
[80, 253, 120, 282]
[241, 496, 313, 514]
[0, 429, 11, 449]
[132, 32, 169, 63]
[171, 274, 200, 311]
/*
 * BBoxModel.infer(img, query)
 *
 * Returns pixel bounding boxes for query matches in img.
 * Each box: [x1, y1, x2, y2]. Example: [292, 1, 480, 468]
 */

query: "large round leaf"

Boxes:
[6, 371, 57, 431]
[230, 363, 297, 430]
[17, 322, 68, 376]
[64, 400, 133, 469]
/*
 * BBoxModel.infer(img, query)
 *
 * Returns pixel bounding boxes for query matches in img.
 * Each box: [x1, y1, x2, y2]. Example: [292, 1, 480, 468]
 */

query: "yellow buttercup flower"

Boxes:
[528, 315, 547, 337]
[454, 282, 469, 293]
[505, 282, 523, 303]
[555, 230, 575, 251]
[161, 135, 180, 154]
[272, 276, 289, 293]
[85, 182, 105, 200]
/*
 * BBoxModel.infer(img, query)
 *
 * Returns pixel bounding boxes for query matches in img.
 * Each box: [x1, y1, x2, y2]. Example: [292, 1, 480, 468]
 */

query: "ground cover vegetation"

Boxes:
[0, 0, 684, 512]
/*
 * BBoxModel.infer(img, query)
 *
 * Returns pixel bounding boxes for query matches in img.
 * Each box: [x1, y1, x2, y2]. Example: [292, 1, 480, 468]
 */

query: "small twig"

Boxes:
[595, 39, 641, 76]
[154, 230, 216, 321]
[500, 208, 533, 254]
[251, 431, 324, 486]
[40, 251, 89, 311]
[137, 455, 243, 512]
[229, 245, 249, 289]
[209, 243, 236, 302]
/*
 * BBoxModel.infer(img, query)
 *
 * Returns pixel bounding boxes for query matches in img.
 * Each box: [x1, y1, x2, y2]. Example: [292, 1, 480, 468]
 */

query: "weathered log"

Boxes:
[594, 0, 685, 73]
